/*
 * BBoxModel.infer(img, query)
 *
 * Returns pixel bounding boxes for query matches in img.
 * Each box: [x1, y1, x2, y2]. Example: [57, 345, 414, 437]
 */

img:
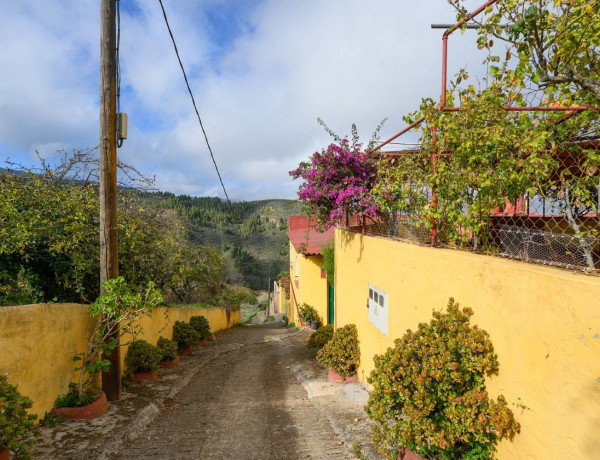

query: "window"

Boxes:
[295, 256, 299, 279]
[368, 283, 388, 335]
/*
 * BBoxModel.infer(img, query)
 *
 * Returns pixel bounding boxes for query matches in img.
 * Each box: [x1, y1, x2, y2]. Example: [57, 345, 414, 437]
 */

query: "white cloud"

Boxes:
[0, 0, 490, 200]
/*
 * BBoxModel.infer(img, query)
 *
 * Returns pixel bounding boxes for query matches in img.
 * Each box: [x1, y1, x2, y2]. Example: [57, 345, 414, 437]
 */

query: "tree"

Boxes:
[450, 0, 600, 104]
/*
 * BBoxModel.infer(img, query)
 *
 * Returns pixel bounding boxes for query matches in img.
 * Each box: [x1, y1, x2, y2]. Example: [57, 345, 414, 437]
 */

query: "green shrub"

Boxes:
[307, 324, 334, 350]
[173, 320, 199, 350]
[217, 285, 257, 310]
[189, 315, 211, 339]
[55, 383, 98, 408]
[316, 324, 359, 377]
[281, 315, 288, 326]
[157, 337, 178, 362]
[365, 298, 520, 459]
[299, 303, 318, 323]
[125, 340, 163, 373]
[0, 374, 38, 459]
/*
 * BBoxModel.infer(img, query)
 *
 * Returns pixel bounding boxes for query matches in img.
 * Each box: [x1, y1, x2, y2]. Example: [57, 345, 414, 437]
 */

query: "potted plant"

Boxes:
[125, 340, 163, 381]
[0, 374, 38, 460]
[310, 313, 321, 330]
[317, 324, 360, 383]
[173, 320, 199, 355]
[307, 324, 333, 350]
[299, 303, 317, 327]
[51, 277, 162, 420]
[189, 315, 211, 345]
[157, 337, 179, 367]
[365, 299, 520, 459]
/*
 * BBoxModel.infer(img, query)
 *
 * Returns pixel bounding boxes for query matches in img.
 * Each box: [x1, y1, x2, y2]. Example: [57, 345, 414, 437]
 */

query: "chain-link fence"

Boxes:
[345, 134, 600, 274]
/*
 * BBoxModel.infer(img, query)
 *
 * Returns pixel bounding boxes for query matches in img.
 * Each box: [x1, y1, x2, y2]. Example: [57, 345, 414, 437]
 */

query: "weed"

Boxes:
[39, 411, 62, 427]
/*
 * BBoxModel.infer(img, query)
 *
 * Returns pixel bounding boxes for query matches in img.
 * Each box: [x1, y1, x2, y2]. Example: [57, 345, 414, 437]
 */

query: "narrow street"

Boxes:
[110, 323, 358, 459]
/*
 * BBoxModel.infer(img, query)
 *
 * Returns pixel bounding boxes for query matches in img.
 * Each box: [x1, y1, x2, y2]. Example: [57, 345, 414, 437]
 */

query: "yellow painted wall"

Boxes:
[289, 241, 329, 326]
[0, 304, 240, 417]
[119, 306, 240, 372]
[0, 304, 97, 417]
[278, 282, 288, 318]
[335, 228, 600, 460]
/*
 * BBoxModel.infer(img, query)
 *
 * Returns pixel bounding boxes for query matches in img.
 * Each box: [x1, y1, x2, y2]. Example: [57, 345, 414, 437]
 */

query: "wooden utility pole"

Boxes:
[100, 0, 121, 401]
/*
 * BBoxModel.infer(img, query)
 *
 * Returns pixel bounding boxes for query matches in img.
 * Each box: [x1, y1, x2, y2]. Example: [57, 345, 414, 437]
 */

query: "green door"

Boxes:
[327, 283, 334, 325]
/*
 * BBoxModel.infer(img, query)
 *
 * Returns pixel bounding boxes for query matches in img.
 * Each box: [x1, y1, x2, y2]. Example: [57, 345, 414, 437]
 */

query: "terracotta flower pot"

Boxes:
[192, 338, 208, 346]
[398, 449, 425, 460]
[130, 369, 158, 381]
[0, 449, 9, 460]
[177, 345, 192, 356]
[327, 368, 358, 383]
[159, 356, 180, 368]
[208, 334, 216, 341]
[50, 391, 108, 420]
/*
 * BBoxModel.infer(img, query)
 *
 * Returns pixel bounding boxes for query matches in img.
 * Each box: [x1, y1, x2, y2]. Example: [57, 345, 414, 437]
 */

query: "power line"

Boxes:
[157, 0, 256, 260]
[157, 0, 234, 217]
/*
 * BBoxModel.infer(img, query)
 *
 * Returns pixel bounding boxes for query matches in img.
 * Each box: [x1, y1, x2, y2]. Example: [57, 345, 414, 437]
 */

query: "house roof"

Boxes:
[286, 216, 334, 256]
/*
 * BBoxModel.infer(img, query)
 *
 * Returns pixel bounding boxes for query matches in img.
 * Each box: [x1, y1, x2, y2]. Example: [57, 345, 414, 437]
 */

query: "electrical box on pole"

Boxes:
[117, 112, 128, 143]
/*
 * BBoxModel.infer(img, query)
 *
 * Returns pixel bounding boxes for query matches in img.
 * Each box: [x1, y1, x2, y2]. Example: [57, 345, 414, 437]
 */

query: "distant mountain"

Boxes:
[132, 191, 302, 290]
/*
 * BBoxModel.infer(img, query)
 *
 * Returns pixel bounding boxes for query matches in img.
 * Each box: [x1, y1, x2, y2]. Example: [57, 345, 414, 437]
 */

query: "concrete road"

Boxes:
[113, 323, 355, 459]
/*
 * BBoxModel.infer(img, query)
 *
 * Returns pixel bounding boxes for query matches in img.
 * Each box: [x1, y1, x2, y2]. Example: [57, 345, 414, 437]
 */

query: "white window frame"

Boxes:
[368, 283, 388, 335]
[295, 255, 299, 280]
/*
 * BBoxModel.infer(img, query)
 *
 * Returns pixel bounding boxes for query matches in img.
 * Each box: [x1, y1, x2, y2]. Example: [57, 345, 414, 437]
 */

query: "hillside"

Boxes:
[133, 191, 302, 290]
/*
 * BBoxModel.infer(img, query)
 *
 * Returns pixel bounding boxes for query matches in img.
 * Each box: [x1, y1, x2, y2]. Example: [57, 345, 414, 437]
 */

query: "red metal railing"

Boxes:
[369, 0, 595, 247]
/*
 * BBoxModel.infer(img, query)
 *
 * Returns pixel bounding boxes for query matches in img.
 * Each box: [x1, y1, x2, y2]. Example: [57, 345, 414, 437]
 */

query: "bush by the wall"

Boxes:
[173, 321, 199, 350]
[125, 340, 163, 373]
[299, 303, 318, 323]
[365, 298, 520, 459]
[307, 324, 334, 350]
[189, 315, 211, 339]
[0, 374, 38, 459]
[316, 324, 359, 377]
[157, 337, 178, 362]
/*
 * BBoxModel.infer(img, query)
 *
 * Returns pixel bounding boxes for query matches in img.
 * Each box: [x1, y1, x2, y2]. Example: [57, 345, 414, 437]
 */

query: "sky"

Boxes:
[0, 0, 489, 200]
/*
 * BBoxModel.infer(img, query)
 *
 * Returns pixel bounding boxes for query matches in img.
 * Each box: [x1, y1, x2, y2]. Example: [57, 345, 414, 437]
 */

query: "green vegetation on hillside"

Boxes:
[0, 152, 300, 304]
[129, 190, 301, 290]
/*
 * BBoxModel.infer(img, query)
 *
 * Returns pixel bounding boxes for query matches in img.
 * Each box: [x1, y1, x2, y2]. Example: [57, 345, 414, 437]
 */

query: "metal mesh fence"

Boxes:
[344, 136, 600, 274]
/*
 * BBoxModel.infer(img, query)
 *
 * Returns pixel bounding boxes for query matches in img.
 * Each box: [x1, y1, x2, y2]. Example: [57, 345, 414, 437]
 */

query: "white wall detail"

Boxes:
[368, 283, 388, 335]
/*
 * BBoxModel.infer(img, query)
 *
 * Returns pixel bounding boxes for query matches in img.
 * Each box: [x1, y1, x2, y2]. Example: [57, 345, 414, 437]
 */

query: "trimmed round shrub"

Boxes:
[0, 374, 38, 459]
[365, 298, 520, 459]
[316, 324, 359, 377]
[157, 337, 178, 362]
[189, 315, 211, 339]
[173, 320, 199, 350]
[125, 340, 163, 373]
[307, 324, 334, 350]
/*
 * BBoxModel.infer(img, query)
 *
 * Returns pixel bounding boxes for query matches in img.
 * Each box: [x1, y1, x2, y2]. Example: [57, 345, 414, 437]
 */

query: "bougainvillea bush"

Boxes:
[316, 324, 360, 377]
[365, 299, 520, 459]
[289, 121, 385, 230]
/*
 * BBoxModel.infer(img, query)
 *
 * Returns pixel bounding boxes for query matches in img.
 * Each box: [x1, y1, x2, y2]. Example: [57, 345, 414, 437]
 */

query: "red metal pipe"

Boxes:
[431, 122, 438, 247]
[441, 106, 593, 112]
[440, 0, 500, 106]
[370, 0, 593, 153]
[369, 116, 425, 153]
[441, 36, 448, 107]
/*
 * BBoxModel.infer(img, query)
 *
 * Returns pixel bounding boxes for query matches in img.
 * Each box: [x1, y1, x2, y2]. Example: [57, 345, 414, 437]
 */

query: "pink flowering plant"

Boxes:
[289, 119, 386, 230]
